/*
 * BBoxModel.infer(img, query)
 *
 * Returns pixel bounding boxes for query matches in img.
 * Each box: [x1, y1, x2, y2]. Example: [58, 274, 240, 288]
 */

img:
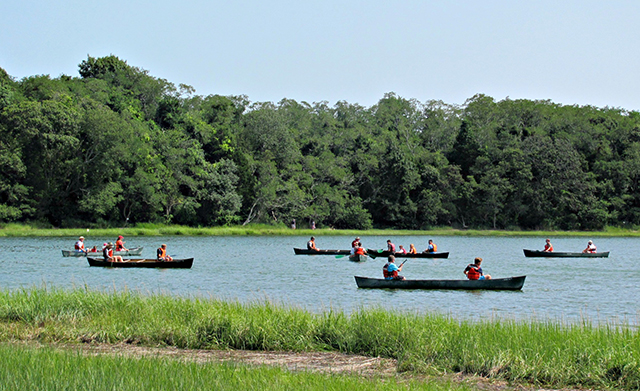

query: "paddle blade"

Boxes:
[335, 254, 347, 258]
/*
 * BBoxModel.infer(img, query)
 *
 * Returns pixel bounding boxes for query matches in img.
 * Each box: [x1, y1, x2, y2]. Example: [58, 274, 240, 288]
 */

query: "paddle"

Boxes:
[335, 254, 348, 258]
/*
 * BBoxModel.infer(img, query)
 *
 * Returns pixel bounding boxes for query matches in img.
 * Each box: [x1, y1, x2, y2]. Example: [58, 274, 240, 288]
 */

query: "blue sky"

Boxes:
[2, 0, 638, 110]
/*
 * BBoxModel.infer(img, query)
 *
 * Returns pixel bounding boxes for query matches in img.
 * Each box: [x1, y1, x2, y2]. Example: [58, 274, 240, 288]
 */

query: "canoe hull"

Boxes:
[367, 250, 449, 259]
[63, 247, 144, 257]
[349, 254, 367, 262]
[523, 249, 609, 258]
[354, 275, 526, 290]
[87, 257, 193, 268]
[294, 248, 351, 255]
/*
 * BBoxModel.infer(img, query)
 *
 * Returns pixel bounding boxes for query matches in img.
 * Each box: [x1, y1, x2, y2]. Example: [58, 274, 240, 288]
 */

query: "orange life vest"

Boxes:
[355, 247, 365, 255]
[383, 263, 398, 279]
[466, 264, 481, 280]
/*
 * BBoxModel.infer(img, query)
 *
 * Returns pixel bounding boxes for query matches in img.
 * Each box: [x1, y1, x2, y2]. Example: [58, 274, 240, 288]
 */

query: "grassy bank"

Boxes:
[1, 222, 640, 237]
[0, 288, 638, 390]
[0, 344, 462, 391]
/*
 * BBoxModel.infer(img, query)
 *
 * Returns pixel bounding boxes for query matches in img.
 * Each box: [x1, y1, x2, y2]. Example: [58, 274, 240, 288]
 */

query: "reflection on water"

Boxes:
[0, 235, 639, 326]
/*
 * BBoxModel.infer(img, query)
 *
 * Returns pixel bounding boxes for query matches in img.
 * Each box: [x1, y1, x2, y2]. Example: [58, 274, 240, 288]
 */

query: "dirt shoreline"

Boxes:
[13, 342, 597, 391]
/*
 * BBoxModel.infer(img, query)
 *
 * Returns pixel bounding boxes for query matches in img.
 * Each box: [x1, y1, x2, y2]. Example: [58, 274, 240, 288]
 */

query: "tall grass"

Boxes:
[2, 222, 640, 237]
[0, 288, 638, 389]
[0, 344, 461, 391]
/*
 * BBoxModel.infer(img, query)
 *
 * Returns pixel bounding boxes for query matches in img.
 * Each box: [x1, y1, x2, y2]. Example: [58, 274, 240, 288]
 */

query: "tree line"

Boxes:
[1, 55, 640, 230]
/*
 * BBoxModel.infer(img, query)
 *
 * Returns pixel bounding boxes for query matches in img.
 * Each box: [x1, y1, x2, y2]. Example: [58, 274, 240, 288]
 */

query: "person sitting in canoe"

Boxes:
[75, 236, 88, 254]
[307, 236, 318, 251]
[157, 244, 173, 262]
[386, 239, 396, 253]
[351, 237, 361, 254]
[582, 240, 597, 253]
[397, 245, 407, 254]
[115, 235, 128, 252]
[353, 245, 367, 256]
[464, 257, 491, 280]
[543, 238, 553, 252]
[424, 239, 437, 253]
[408, 244, 417, 254]
[103, 242, 123, 262]
[383, 255, 405, 280]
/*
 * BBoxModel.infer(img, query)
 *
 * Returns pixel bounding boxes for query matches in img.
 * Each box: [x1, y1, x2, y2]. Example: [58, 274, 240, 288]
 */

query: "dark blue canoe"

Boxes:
[354, 275, 526, 290]
[523, 249, 609, 258]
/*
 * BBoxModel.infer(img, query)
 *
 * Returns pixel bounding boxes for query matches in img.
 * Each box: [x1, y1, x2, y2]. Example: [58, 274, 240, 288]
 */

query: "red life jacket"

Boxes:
[466, 264, 481, 280]
[383, 263, 398, 279]
[355, 247, 365, 255]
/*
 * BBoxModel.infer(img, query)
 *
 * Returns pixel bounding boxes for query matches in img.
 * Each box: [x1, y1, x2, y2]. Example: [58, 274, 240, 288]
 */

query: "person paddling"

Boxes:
[386, 239, 396, 253]
[464, 257, 491, 280]
[307, 236, 318, 251]
[543, 238, 554, 252]
[115, 235, 128, 252]
[408, 244, 417, 254]
[103, 242, 123, 263]
[424, 239, 437, 253]
[582, 240, 597, 253]
[382, 255, 405, 280]
[75, 236, 88, 255]
[157, 244, 173, 262]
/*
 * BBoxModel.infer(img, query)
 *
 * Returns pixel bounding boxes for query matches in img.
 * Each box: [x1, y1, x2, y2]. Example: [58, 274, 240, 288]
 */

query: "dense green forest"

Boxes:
[1, 55, 640, 230]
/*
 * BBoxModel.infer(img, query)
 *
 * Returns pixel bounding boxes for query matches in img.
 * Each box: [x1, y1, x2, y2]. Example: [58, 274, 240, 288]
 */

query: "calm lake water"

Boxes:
[1, 235, 639, 326]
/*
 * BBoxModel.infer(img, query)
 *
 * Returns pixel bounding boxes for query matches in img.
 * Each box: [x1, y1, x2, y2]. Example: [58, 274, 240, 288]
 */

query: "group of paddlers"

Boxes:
[73, 236, 173, 262]
[74, 235, 128, 255]
[306, 236, 490, 281]
[542, 239, 598, 253]
[305, 236, 439, 255]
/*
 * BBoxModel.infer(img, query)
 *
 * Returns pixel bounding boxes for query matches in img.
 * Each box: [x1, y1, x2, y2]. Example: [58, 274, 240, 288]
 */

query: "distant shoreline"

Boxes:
[1, 223, 639, 237]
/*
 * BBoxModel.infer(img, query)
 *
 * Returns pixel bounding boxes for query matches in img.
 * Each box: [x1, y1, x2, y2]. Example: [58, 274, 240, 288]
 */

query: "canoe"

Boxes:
[523, 249, 610, 258]
[354, 275, 526, 290]
[293, 248, 351, 255]
[87, 257, 193, 268]
[367, 249, 449, 259]
[349, 254, 368, 262]
[62, 247, 144, 257]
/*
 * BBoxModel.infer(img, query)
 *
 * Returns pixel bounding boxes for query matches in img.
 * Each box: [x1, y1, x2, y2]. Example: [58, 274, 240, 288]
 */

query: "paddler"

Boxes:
[115, 235, 128, 251]
[103, 242, 123, 262]
[464, 257, 491, 280]
[582, 240, 597, 253]
[307, 236, 318, 251]
[157, 244, 173, 262]
[74, 236, 88, 255]
[543, 238, 553, 252]
[382, 255, 405, 280]
[424, 239, 437, 253]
